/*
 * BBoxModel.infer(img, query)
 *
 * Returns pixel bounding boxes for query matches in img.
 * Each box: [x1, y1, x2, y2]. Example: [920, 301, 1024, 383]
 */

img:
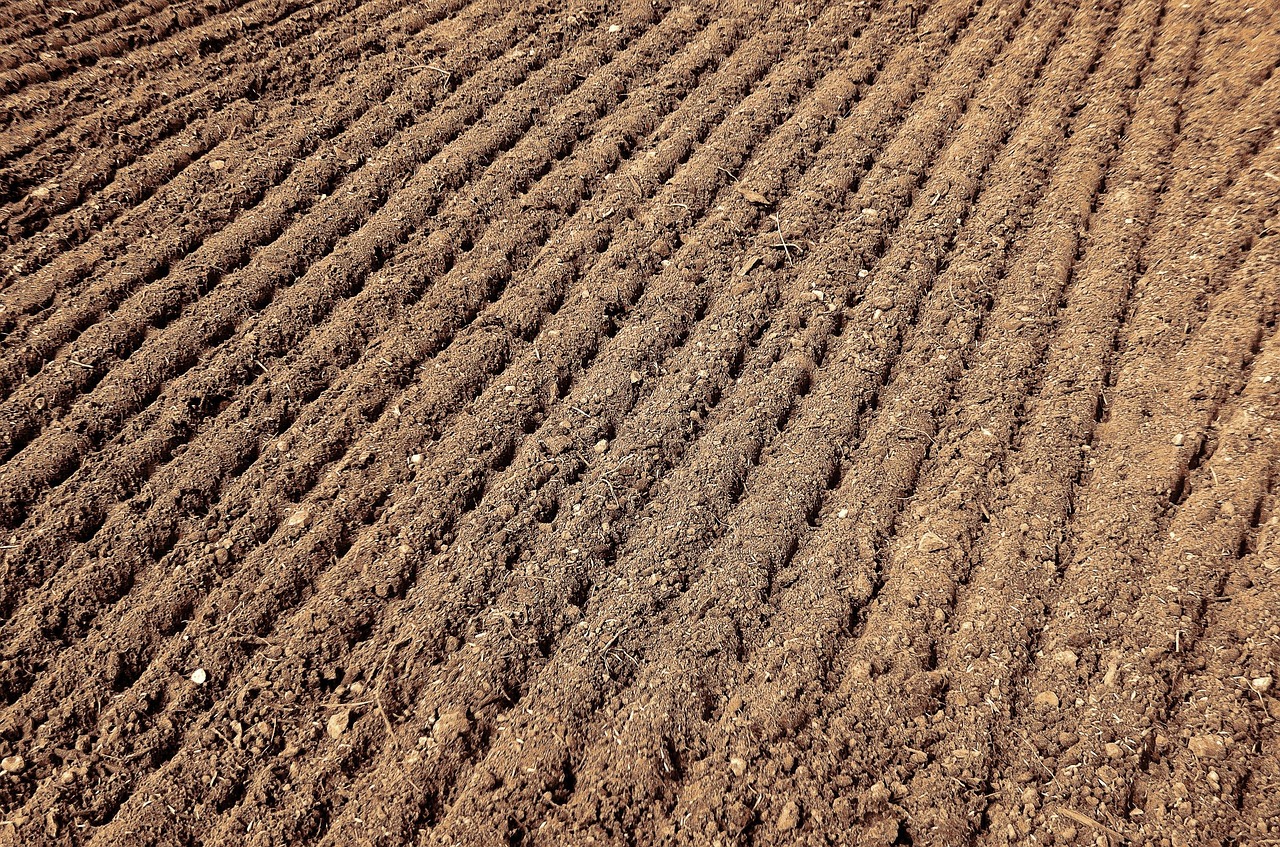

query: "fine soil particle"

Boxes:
[1, 0, 1278, 845]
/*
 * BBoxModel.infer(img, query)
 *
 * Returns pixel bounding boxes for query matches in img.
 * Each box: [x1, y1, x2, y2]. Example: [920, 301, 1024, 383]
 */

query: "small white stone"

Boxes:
[191, 668, 208, 685]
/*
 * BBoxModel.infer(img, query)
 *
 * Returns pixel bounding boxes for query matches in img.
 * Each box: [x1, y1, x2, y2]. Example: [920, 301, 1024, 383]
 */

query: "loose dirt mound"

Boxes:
[1, 0, 1278, 844]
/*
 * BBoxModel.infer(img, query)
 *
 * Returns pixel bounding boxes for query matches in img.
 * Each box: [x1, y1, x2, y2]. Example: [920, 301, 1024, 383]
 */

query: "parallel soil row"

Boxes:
[0, 0, 1277, 844]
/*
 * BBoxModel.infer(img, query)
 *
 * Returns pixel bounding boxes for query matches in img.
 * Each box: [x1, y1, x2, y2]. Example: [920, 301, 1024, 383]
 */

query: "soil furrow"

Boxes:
[0, 0, 688, 663]
[15, 0, 967, 834]
[0, 0, 308, 114]
[855, 4, 1208, 839]
[0, 0, 734, 720]
[0, 0, 449, 257]
[0, 0, 1274, 842]
[508, 2, 1163, 842]
[996, 218, 1280, 845]
[228, 3, 1036, 838]
[721, 4, 1182, 842]
[0, 0, 874, 719]
[0, 0, 155, 47]
[0, 0, 546, 379]
[0, 0, 896, 834]
[0, 1, 180, 71]
[1128, 491, 1280, 846]
[877, 22, 1280, 847]
[0, 0, 258, 96]
[0, 0, 415, 198]
[78, 0, 919, 834]
[388, 1, 1107, 841]
[0, 0, 629, 533]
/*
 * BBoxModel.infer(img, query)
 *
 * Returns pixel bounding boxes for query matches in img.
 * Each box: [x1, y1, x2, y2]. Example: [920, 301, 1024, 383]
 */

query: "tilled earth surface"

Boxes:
[0, 0, 1278, 844]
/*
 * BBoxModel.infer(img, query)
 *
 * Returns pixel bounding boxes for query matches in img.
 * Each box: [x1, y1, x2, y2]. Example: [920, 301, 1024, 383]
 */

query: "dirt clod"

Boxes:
[918, 531, 949, 553]
[327, 709, 351, 740]
[433, 707, 472, 743]
[776, 799, 800, 831]
[1188, 735, 1227, 760]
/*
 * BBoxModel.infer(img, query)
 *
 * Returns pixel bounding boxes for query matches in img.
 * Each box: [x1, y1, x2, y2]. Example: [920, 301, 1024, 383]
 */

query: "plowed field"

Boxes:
[1, 0, 1278, 844]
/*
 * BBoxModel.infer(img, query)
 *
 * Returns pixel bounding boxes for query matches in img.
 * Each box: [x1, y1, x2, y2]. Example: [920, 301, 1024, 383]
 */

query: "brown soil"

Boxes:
[0, 0, 1278, 844]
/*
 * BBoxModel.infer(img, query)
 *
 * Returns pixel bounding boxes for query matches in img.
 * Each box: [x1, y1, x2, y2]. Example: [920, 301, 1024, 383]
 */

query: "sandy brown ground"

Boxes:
[0, 0, 1278, 844]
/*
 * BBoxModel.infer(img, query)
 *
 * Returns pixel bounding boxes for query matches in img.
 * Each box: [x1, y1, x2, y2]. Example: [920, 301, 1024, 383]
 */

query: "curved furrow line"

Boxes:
[0, 0, 415, 201]
[869, 31, 1280, 847]
[37, 1, 951, 840]
[1176, 0, 1280, 165]
[355, 1, 1097, 841]
[960, 208, 1280, 845]
[1107, 50, 1280, 368]
[0, 0, 145, 47]
[0, 0, 1271, 842]
[0, 1, 684, 671]
[1128, 486, 1280, 846]
[0, 0, 849, 839]
[0, 0, 532, 365]
[0, 1, 618, 534]
[0, 0, 863, 723]
[502, 2, 1154, 843]
[931, 165, 1279, 840]
[52, 1, 921, 844]
[868, 5, 1207, 840]
[199, 3, 1022, 838]
[998, 221, 1280, 846]
[658, 1, 1185, 841]
[706, 5, 1174, 843]
[0, 0, 1264, 842]
[875, 72, 1280, 841]
[0, 0, 302, 108]
[0, 0, 450, 259]
[0, 0, 181, 71]
[989, 131, 1280, 714]
[0, 0, 733, 718]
